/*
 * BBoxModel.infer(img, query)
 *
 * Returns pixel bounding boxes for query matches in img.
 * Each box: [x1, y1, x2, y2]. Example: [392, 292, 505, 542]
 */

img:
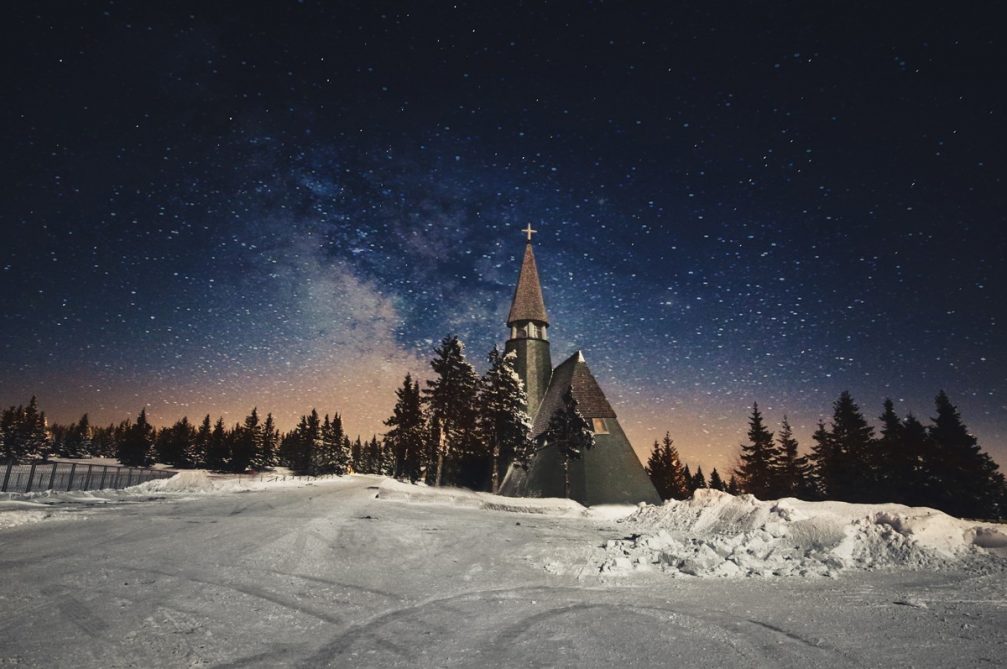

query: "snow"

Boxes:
[599, 488, 1007, 578]
[0, 476, 1005, 667]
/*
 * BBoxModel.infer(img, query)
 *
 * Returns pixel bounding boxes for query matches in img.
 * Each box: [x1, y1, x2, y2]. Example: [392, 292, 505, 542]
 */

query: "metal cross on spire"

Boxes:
[522, 223, 537, 242]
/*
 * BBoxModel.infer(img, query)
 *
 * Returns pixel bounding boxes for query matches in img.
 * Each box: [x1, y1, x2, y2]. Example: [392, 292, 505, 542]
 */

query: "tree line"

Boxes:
[1, 336, 539, 491]
[645, 390, 1007, 520]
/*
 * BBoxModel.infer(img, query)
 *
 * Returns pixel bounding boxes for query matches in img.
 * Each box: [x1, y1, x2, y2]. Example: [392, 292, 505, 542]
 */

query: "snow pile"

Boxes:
[376, 478, 588, 516]
[130, 470, 226, 494]
[127, 470, 353, 495]
[600, 489, 1007, 578]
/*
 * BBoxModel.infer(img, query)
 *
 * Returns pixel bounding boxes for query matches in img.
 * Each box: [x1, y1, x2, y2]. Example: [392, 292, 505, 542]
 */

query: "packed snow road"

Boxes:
[1, 476, 1005, 668]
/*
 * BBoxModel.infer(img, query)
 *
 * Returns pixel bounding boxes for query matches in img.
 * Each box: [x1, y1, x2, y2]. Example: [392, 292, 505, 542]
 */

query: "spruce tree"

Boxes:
[119, 408, 154, 467]
[808, 420, 833, 499]
[258, 413, 279, 470]
[775, 416, 813, 498]
[734, 402, 779, 499]
[63, 413, 91, 458]
[708, 467, 725, 491]
[229, 408, 261, 472]
[928, 391, 1005, 519]
[644, 433, 689, 500]
[20, 396, 51, 461]
[726, 475, 740, 495]
[541, 389, 595, 499]
[901, 413, 934, 507]
[423, 335, 480, 487]
[351, 436, 363, 473]
[478, 347, 533, 493]
[206, 417, 229, 470]
[692, 466, 707, 490]
[876, 399, 909, 502]
[384, 374, 426, 482]
[830, 391, 876, 502]
[683, 464, 693, 493]
[193, 415, 212, 468]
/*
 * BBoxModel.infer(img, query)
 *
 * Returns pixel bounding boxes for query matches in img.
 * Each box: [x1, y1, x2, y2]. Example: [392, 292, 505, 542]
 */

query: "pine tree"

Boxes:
[692, 465, 707, 490]
[901, 413, 935, 507]
[193, 415, 212, 468]
[62, 413, 92, 458]
[774, 416, 812, 498]
[206, 417, 229, 470]
[258, 413, 279, 470]
[808, 420, 833, 499]
[644, 432, 690, 500]
[119, 408, 154, 467]
[317, 414, 349, 474]
[682, 464, 693, 493]
[384, 374, 426, 482]
[351, 436, 363, 473]
[228, 408, 262, 473]
[726, 475, 740, 495]
[831, 391, 876, 502]
[928, 391, 1005, 519]
[157, 417, 196, 468]
[423, 335, 480, 487]
[734, 402, 779, 499]
[1, 405, 20, 461]
[708, 467, 725, 491]
[542, 389, 595, 499]
[21, 396, 51, 461]
[478, 348, 534, 492]
[876, 399, 908, 502]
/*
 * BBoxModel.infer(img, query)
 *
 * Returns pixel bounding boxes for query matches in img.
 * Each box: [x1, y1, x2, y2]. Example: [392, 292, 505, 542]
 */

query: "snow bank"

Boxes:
[376, 479, 587, 516]
[0, 499, 81, 530]
[600, 489, 1007, 578]
[127, 470, 352, 495]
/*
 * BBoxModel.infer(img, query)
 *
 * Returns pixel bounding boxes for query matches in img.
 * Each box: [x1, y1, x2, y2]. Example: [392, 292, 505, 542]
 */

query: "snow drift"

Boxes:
[601, 489, 1007, 578]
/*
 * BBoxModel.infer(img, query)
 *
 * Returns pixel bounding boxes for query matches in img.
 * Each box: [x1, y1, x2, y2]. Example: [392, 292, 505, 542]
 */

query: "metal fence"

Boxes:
[0, 461, 174, 494]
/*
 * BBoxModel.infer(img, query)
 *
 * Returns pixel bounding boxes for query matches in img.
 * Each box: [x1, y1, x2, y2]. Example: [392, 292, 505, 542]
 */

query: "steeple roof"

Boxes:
[507, 242, 549, 326]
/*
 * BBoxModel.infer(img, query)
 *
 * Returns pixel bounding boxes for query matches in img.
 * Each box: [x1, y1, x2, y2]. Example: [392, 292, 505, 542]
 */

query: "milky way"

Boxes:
[2, 3, 1005, 472]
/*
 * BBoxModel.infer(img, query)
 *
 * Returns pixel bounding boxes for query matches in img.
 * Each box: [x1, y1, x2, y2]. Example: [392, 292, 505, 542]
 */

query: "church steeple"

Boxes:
[505, 229, 552, 419]
[506, 241, 549, 331]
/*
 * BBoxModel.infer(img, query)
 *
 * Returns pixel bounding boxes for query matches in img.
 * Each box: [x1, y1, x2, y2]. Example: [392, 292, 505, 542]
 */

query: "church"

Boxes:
[500, 227, 662, 506]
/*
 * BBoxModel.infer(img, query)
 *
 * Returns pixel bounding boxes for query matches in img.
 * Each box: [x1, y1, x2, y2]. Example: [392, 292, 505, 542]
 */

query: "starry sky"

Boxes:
[2, 2, 1005, 474]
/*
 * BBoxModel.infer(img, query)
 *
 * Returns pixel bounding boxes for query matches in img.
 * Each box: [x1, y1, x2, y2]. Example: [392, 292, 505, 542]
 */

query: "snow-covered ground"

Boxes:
[1, 473, 1005, 667]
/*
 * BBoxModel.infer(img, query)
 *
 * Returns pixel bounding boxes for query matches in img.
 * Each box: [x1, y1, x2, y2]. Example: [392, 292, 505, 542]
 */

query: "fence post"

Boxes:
[47, 463, 58, 491]
[99, 466, 108, 489]
[111, 467, 120, 488]
[1, 461, 12, 493]
[66, 463, 77, 491]
[25, 462, 37, 493]
[83, 464, 93, 491]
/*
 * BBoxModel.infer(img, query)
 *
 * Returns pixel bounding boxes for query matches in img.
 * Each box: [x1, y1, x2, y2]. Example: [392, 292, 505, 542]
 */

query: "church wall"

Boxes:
[504, 337, 552, 419]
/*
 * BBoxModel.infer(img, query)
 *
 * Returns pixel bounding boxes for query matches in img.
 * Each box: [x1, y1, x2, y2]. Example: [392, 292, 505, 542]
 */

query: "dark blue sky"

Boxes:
[2, 2, 1005, 471]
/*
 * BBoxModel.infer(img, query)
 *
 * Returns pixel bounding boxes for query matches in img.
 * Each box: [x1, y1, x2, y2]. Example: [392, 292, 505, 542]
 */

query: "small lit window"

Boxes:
[592, 418, 609, 434]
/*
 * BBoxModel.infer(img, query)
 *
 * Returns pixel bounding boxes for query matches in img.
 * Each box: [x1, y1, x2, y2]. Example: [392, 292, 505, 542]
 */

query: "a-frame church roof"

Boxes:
[531, 351, 617, 437]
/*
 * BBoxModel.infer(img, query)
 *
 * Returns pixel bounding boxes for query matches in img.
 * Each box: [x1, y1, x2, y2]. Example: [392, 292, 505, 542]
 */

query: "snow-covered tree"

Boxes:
[478, 347, 533, 493]
[384, 373, 426, 482]
[423, 335, 480, 487]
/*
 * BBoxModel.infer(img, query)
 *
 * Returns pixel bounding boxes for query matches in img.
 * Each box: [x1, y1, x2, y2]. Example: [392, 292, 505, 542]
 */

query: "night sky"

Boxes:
[3, 2, 1005, 474]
